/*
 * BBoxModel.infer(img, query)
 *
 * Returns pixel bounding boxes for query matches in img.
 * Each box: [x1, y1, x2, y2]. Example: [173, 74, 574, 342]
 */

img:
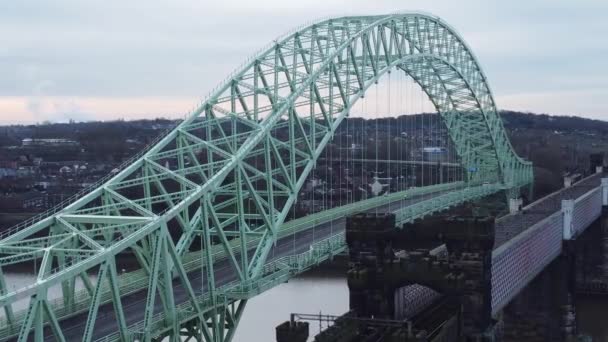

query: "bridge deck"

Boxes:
[6, 174, 605, 341]
[491, 172, 605, 313]
[10, 188, 459, 341]
[495, 173, 602, 247]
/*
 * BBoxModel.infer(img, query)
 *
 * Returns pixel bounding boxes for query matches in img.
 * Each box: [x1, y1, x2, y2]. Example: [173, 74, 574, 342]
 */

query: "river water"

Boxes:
[233, 270, 348, 342]
[234, 270, 608, 342]
[0, 269, 347, 341]
[1, 269, 607, 341]
[576, 296, 608, 342]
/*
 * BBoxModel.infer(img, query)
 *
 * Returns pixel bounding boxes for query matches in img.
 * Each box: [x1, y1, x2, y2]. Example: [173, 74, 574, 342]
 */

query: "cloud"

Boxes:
[0, 0, 606, 122]
[0, 96, 195, 124]
[17, 76, 93, 123]
[25, 95, 94, 123]
[496, 89, 607, 120]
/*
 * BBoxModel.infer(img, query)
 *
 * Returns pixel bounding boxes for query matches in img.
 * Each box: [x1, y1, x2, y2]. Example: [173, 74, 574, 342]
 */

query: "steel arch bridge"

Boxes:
[0, 12, 532, 342]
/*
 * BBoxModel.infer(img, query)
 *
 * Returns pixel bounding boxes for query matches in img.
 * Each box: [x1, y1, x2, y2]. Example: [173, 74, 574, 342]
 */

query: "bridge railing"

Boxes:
[111, 183, 508, 341]
[0, 182, 468, 338]
[96, 231, 347, 342]
[394, 183, 503, 224]
[571, 186, 602, 236]
[491, 210, 563, 314]
[492, 174, 607, 314]
[92, 183, 480, 341]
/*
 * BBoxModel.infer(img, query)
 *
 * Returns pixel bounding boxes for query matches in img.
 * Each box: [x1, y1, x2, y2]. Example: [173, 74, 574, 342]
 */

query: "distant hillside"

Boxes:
[500, 111, 608, 196]
[1, 111, 605, 197]
[501, 111, 608, 135]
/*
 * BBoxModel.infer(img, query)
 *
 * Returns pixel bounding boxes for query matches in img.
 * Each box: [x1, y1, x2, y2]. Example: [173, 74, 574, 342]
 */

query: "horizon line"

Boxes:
[0, 109, 605, 126]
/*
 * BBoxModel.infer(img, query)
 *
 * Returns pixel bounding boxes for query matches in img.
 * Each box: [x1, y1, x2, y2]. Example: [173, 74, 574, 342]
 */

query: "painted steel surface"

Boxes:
[0, 13, 533, 341]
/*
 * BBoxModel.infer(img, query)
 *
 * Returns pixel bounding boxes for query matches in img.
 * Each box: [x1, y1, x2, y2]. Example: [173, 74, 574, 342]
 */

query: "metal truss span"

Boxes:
[0, 12, 532, 341]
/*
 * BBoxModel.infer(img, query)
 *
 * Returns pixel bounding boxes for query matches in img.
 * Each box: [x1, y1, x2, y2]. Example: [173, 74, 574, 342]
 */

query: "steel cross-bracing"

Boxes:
[0, 13, 532, 342]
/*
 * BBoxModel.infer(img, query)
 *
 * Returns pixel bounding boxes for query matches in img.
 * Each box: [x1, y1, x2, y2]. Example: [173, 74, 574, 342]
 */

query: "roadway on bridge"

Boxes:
[15, 174, 603, 341]
[14, 187, 458, 341]
[494, 173, 603, 247]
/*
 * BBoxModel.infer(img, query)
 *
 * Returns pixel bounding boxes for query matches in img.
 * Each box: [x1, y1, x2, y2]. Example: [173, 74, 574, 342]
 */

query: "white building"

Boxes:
[22, 138, 79, 147]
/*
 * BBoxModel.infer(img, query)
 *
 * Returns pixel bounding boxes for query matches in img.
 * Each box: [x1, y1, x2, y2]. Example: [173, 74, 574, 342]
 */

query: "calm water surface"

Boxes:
[235, 271, 608, 342]
[233, 270, 348, 342]
[577, 295, 608, 342]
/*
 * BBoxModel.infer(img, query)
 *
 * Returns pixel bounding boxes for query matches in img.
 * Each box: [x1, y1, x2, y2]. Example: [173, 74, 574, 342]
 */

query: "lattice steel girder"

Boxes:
[0, 12, 532, 342]
[0, 183, 482, 341]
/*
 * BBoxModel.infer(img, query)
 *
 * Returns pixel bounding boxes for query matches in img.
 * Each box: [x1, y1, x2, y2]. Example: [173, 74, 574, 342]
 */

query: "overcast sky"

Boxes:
[1, 0, 606, 124]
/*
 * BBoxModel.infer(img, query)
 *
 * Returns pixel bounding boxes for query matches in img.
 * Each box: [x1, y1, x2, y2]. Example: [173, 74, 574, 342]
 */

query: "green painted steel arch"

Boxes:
[0, 13, 533, 341]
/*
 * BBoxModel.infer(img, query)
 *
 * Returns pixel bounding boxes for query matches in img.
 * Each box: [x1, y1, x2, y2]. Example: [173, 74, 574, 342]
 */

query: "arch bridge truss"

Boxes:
[0, 13, 532, 342]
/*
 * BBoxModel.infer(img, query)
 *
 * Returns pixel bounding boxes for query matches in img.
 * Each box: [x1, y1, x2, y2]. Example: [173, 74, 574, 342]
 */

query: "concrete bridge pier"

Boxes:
[346, 213, 400, 319]
[439, 217, 501, 342]
[275, 212, 519, 342]
[574, 214, 605, 287]
[346, 213, 502, 341]
[574, 178, 608, 295]
[556, 241, 577, 340]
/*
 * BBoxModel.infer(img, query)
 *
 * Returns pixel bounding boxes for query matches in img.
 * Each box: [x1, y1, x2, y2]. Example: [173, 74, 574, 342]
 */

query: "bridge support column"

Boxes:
[564, 175, 575, 188]
[508, 198, 523, 214]
[562, 200, 575, 240]
[346, 213, 399, 319]
[576, 178, 608, 292]
[555, 241, 577, 340]
[574, 180, 608, 295]
[441, 217, 499, 341]
[502, 276, 547, 341]
[345, 212, 501, 340]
